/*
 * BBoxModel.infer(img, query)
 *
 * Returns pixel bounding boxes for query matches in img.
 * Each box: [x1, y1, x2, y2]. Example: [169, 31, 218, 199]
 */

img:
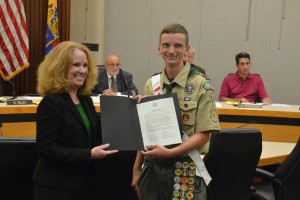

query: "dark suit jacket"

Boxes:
[93, 68, 138, 95]
[33, 93, 101, 189]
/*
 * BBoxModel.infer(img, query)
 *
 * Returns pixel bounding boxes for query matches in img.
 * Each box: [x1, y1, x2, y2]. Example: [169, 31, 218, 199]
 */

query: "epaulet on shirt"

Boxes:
[152, 72, 162, 77]
[189, 66, 210, 80]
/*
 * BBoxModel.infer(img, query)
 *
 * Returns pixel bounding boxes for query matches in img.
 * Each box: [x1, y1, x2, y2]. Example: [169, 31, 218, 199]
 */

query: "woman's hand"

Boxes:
[91, 144, 118, 159]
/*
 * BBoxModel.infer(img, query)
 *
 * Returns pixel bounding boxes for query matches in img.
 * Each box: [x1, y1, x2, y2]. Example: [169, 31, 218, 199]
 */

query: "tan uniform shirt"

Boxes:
[144, 63, 220, 154]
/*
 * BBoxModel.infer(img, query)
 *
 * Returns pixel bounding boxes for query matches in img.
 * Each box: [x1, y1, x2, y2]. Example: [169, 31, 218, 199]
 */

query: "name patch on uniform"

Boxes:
[184, 97, 192, 101]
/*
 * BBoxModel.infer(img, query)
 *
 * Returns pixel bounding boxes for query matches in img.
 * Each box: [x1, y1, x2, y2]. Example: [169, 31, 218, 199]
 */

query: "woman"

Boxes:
[33, 41, 118, 200]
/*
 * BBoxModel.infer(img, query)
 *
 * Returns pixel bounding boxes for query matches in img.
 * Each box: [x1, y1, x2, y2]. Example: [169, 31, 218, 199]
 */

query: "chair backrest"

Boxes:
[273, 137, 300, 200]
[0, 137, 38, 200]
[0, 84, 2, 96]
[204, 128, 262, 200]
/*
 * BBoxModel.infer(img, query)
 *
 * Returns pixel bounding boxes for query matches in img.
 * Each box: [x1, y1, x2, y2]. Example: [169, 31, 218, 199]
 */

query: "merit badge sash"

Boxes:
[172, 159, 197, 200]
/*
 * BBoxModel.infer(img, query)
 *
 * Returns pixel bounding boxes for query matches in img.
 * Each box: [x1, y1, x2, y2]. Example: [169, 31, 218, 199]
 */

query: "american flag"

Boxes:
[0, 0, 29, 80]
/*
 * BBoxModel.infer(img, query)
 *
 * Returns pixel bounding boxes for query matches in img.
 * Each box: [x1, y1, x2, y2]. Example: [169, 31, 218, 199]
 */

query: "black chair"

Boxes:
[0, 137, 38, 200]
[251, 137, 300, 200]
[204, 128, 262, 200]
[0, 84, 3, 96]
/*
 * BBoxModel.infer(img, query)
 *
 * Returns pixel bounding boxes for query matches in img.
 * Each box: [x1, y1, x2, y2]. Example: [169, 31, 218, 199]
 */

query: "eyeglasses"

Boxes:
[106, 63, 121, 67]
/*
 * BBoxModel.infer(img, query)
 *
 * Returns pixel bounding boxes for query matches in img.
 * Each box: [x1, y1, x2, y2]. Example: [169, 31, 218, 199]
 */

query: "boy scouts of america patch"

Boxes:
[203, 81, 214, 91]
[185, 83, 195, 94]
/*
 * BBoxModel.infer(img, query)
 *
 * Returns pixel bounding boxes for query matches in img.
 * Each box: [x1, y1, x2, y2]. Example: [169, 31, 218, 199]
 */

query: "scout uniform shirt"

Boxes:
[144, 63, 220, 154]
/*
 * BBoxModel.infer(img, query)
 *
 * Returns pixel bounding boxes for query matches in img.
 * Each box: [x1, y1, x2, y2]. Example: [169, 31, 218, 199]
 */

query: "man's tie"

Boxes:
[163, 82, 177, 94]
[110, 76, 118, 92]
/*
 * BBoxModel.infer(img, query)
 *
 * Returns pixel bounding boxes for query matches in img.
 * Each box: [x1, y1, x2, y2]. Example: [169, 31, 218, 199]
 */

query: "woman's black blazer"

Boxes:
[33, 93, 101, 189]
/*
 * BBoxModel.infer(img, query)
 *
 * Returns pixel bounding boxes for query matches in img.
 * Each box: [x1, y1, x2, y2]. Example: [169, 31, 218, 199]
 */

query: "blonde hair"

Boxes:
[37, 41, 98, 96]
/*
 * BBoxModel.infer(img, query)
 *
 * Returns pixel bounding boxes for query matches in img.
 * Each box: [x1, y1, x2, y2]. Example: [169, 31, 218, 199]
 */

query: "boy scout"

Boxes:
[132, 23, 220, 200]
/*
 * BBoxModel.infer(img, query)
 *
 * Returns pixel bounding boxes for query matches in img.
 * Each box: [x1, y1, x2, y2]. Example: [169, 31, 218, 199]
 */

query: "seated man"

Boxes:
[93, 54, 138, 96]
[185, 47, 206, 75]
[219, 52, 272, 104]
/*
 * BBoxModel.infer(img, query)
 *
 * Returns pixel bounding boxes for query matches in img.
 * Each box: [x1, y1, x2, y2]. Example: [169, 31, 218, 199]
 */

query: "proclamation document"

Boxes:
[137, 97, 182, 148]
[101, 93, 182, 150]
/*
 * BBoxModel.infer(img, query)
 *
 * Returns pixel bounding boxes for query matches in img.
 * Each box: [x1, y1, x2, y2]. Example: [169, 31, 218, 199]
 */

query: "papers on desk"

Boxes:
[269, 103, 291, 107]
[22, 96, 43, 105]
[0, 97, 7, 103]
[91, 95, 101, 104]
[226, 101, 239, 105]
[215, 102, 223, 108]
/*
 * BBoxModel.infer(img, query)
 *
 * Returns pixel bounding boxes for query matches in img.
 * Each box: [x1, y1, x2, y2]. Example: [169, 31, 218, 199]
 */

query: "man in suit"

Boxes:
[185, 47, 206, 75]
[93, 54, 138, 96]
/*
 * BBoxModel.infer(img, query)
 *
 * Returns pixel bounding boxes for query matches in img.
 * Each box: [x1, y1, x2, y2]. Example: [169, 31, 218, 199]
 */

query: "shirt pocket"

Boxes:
[179, 101, 197, 126]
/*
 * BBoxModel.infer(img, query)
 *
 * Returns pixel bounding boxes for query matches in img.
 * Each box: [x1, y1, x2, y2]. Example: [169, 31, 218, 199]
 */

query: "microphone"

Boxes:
[237, 120, 256, 128]
[251, 79, 258, 103]
[4, 77, 17, 100]
[119, 68, 130, 98]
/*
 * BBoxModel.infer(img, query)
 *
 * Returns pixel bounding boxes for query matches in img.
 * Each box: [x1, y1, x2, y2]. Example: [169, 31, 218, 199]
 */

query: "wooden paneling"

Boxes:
[0, 0, 70, 96]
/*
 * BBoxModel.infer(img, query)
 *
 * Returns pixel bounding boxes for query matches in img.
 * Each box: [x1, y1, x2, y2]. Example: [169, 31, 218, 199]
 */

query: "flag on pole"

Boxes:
[45, 0, 59, 55]
[0, 0, 29, 80]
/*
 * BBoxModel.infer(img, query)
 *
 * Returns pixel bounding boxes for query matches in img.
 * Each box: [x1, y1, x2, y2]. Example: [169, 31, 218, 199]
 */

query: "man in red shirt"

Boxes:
[219, 52, 272, 104]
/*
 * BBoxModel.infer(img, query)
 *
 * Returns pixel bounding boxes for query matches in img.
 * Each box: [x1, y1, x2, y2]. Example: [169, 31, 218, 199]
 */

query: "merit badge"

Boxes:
[174, 176, 181, 183]
[182, 169, 188, 176]
[175, 169, 182, 176]
[175, 162, 183, 169]
[182, 162, 189, 168]
[189, 162, 196, 169]
[187, 192, 194, 199]
[182, 114, 190, 121]
[185, 83, 195, 94]
[181, 176, 188, 184]
[184, 103, 188, 108]
[188, 185, 195, 192]
[173, 190, 180, 197]
[188, 177, 194, 185]
[180, 184, 188, 191]
[174, 183, 180, 191]
[180, 191, 187, 198]
[203, 81, 214, 90]
[189, 169, 196, 176]
[210, 110, 218, 122]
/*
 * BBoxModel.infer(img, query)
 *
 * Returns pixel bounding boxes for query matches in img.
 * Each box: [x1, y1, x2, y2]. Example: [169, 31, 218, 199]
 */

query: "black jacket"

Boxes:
[33, 93, 101, 189]
[93, 68, 138, 95]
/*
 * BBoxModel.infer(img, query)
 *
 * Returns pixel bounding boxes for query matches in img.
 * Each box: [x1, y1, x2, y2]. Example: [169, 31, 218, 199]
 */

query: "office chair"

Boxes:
[203, 128, 262, 200]
[0, 84, 3, 96]
[0, 137, 38, 200]
[251, 137, 300, 200]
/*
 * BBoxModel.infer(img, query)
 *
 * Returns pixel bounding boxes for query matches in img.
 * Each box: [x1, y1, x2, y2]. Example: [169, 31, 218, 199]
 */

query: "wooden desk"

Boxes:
[217, 102, 300, 143]
[1, 101, 300, 142]
[258, 141, 296, 167]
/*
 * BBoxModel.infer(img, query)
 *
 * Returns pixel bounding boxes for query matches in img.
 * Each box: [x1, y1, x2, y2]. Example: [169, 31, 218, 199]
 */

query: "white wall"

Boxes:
[72, 0, 300, 104]
[70, 0, 105, 64]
